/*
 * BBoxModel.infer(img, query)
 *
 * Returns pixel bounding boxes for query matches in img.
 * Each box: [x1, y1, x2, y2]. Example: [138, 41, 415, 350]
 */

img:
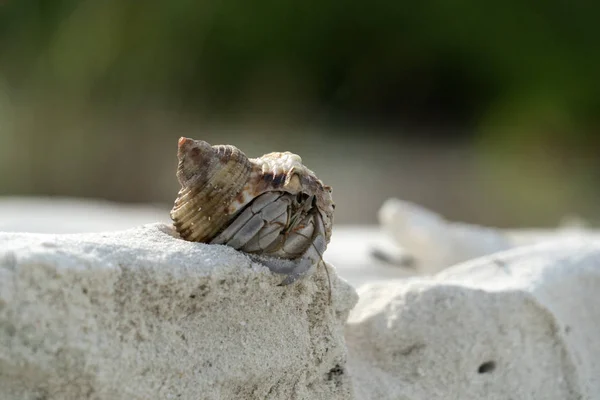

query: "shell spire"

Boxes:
[170, 137, 252, 242]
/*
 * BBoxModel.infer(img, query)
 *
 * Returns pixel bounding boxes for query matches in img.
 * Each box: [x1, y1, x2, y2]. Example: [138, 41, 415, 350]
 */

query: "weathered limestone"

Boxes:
[0, 223, 358, 400]
[378, 198, 514, 273]
[3, 196, 600, 399]
[377, 198, 600, 276]
[346, 239, 600, 399]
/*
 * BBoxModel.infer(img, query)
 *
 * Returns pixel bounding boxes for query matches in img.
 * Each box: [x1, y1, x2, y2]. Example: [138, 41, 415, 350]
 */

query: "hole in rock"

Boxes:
[327, 364, 344, 380]
[478, 361, 496, 374]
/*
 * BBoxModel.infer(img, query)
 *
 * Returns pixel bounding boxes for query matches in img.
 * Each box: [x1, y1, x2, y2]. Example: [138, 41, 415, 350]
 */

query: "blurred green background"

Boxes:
[0, 0, 598, 227]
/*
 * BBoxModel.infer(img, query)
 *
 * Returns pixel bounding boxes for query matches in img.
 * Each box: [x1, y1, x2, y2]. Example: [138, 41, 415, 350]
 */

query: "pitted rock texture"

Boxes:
[346, 239, 600, 400]
[0, 223, 358, 400]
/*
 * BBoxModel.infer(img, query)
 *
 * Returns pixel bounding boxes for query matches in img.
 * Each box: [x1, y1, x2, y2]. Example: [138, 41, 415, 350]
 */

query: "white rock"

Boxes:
[346, 239, 600, 399]
[0, 223, 358, 400]
[378, 198, 514, 273]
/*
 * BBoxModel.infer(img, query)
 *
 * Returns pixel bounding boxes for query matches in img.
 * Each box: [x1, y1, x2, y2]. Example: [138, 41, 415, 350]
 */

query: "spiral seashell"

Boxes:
[170, 137, 335, 284]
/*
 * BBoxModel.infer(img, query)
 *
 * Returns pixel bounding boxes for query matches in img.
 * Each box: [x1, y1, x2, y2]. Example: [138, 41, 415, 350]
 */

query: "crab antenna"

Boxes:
[323, 258, 332, 305]
[309, 238, 332, 305]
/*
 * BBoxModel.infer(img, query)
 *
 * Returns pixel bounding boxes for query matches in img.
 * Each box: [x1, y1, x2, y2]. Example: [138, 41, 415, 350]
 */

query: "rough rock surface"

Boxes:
[0, 223, 358, 400]
[377, 198, 600, 276]
[346, 239, 600, 400]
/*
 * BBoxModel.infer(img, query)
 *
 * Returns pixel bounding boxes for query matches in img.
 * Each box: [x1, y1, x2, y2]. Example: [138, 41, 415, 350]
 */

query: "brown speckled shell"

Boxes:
[170, 137, 334, 246]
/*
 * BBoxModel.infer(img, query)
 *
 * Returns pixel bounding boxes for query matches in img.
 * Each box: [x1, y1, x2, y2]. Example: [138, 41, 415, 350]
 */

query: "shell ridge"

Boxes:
[171, 140, 252, 242]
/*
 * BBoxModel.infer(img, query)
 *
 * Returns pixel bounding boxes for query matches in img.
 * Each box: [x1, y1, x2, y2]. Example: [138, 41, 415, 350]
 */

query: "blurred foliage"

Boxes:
[0, 0, 599, 225]
[1, 0, 599, 128]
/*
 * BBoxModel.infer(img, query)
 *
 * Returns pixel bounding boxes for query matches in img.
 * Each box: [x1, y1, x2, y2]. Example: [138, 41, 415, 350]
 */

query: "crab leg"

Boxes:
[261, 211, 327, 286]
[210, 190, 328, 285]
[241, 208, 288, 253]
[227, 200, 290, 249]
[210, 192, 285, 245]
[281, 214, 315, 257]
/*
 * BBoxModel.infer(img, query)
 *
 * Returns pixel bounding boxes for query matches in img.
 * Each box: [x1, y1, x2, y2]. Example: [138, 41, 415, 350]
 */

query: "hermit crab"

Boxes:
[170, 137, 335, 286]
